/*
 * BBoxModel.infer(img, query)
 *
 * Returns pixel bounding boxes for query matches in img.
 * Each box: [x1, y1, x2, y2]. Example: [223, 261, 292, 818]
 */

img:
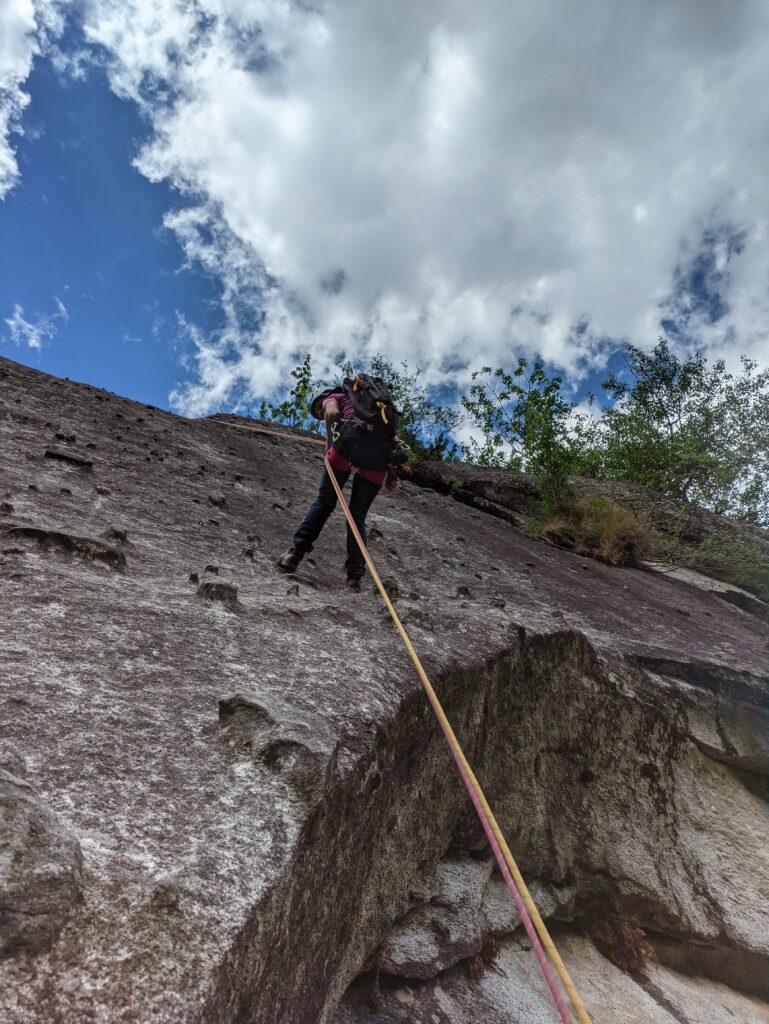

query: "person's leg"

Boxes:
[292, 464, 351, 555]
[345, 472, 382, 579]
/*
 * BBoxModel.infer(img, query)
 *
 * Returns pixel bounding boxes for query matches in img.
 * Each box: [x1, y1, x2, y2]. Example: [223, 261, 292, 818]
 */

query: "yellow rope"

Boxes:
[325, 455, 592, 1024]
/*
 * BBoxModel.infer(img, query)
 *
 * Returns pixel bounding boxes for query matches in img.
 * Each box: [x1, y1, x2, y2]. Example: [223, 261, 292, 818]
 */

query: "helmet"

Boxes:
[309, 384, 338, 420]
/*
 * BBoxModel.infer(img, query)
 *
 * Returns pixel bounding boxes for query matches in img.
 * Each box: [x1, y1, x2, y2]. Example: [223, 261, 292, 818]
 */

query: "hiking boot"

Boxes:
[346, 577, 363, 593]
[277, 547, 303, 573]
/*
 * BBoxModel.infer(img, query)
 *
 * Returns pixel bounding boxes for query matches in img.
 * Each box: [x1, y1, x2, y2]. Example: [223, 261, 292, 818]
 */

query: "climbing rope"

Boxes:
[212, 420, 326, 445]
[324, 453, 593, 1024]
[214, 414, 593, 1021]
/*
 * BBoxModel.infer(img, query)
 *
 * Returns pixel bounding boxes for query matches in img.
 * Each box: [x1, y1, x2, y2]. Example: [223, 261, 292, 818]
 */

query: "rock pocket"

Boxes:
[4, 526, 127, 572]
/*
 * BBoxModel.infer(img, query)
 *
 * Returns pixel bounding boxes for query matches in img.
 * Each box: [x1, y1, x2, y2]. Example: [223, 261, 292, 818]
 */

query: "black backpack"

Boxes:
[332, 374, 401, 470]
[343, 375, 399, 432]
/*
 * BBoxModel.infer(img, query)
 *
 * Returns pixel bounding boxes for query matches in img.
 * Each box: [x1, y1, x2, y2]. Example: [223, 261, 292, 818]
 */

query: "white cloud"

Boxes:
[0, 0, 70, 197]
[43, 1, 769, 409]
[3, 297, 68, 349]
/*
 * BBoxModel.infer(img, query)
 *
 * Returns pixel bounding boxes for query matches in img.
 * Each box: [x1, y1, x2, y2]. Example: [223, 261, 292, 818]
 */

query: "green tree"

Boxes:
[257, 354, 322, 435]
[579, 339, 769, 525]
[461, 359, 575, 510]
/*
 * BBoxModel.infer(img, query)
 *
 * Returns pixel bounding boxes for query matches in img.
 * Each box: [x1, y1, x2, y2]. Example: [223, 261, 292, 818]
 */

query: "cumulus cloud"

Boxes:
[3, 296, 68, 349]
[31, 1, 769, 410]
[0, 0, 70, 197]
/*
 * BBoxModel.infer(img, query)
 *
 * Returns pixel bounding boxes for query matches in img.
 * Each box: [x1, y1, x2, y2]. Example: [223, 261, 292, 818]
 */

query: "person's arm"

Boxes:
[323, 398, 340, 451]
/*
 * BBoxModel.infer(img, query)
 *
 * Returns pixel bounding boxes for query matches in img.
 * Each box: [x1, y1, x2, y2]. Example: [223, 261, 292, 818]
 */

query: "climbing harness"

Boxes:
[324, 452, 593, 1024]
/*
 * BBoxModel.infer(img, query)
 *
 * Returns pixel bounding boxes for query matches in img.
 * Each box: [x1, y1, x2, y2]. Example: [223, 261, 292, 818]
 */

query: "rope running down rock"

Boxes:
[215, 419, 593, 1022]
[324, 452, 592, 1024]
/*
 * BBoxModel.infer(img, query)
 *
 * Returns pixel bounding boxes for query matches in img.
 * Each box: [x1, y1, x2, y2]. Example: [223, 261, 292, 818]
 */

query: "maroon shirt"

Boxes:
[322, 390, 356, 420]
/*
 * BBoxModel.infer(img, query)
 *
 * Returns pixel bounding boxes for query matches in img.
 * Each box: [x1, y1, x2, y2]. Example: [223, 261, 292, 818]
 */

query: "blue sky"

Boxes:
[1, 55, 221, 409]
[2, 2, 768, 423]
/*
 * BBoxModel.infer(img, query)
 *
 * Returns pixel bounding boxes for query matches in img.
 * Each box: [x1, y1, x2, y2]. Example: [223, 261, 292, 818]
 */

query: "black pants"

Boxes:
[292, 465, 381, 579]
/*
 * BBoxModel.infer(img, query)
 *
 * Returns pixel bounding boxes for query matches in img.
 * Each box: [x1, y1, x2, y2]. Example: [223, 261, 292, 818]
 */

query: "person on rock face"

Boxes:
[277, 374, 410, 592]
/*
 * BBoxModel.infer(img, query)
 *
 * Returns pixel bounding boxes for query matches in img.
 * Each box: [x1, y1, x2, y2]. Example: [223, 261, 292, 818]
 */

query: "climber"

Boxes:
[277, 374, 410, 591]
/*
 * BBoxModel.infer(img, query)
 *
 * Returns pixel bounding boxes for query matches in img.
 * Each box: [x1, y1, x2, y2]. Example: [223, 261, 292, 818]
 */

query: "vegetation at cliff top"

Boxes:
[257, 339, 769, 530]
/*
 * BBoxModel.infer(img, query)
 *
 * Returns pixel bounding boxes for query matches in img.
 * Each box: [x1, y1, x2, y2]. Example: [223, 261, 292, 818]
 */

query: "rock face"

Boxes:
[375, 853, 576, 980]
[336, 933, 769, 1024]
[0, 355, 767, 1023]
[0, 761, 84, 957]
[414, 459, 769, 601]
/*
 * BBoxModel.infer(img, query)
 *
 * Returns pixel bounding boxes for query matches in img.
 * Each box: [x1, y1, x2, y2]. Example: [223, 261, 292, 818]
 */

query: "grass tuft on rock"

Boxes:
[537, 497, 648, 567]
